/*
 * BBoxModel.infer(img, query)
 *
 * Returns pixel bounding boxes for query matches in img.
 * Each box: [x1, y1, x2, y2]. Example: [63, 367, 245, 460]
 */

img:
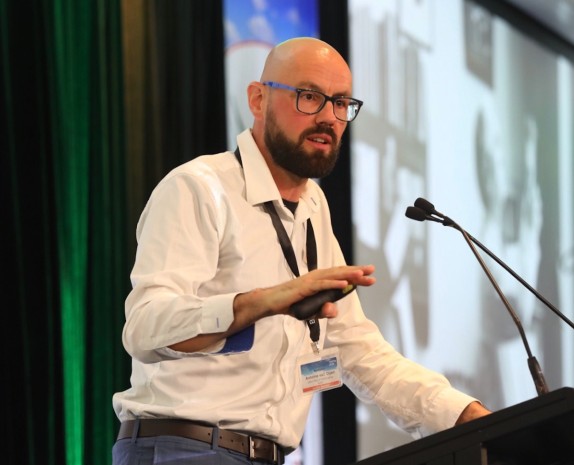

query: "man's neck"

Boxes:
[274, 172, 306, 202]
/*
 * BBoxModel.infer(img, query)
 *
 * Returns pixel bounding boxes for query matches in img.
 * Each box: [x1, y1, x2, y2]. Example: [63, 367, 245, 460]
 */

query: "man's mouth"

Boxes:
[305, 132, 335, 147]
[308, 136, 329, 145]
[301, 127, 337, 149]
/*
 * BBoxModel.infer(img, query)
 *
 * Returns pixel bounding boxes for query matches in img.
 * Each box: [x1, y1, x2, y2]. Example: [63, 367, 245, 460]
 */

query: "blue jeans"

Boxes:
[112, 430, 277, 465]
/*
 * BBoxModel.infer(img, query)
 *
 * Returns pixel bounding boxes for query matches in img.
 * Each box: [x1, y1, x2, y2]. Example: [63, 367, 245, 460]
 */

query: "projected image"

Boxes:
[349, 0, 574, 458]
[223, 0, 319, 149]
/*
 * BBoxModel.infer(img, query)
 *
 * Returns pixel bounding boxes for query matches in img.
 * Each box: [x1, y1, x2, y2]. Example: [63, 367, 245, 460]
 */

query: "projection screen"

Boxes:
[349, 0, 574, 458]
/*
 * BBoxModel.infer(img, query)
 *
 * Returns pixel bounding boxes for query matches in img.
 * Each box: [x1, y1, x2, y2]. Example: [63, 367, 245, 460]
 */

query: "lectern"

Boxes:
[352, 387, 574, 465]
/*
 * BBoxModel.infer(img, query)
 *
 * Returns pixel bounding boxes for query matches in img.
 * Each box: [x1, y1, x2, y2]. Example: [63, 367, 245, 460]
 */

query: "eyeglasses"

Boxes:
[262, 81, 363, 122]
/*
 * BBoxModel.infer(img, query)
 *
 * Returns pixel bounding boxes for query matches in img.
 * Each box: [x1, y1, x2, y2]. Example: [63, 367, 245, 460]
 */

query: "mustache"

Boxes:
[299, 126, 338, 146]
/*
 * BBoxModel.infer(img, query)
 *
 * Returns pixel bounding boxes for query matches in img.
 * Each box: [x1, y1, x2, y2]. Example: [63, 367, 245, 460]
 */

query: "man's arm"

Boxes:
[169, 264, 376, 353]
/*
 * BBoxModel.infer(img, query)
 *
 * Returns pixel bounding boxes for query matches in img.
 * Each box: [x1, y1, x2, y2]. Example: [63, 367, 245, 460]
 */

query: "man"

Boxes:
[112, 37, 489, 465]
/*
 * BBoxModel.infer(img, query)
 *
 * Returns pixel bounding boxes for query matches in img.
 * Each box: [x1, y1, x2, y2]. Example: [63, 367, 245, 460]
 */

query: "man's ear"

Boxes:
[247, 81, 265, 119]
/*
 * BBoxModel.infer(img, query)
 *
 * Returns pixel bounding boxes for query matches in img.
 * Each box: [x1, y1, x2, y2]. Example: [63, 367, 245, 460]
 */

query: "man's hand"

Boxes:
[455, 401, 491, 425]
[257, 264, 376, 319]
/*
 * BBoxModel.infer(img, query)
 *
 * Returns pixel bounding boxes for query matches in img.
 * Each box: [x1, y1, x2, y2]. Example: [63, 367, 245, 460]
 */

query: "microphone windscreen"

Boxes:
[414, 197, 435, 214]
[405, 206, 427, 222]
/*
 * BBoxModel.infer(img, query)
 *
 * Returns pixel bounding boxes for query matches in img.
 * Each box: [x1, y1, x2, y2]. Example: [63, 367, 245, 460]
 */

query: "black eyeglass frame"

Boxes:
[262, 81, 363, 122]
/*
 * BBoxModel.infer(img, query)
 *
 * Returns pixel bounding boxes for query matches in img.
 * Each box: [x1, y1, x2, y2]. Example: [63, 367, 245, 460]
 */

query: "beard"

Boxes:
[263, 111, 341, 179]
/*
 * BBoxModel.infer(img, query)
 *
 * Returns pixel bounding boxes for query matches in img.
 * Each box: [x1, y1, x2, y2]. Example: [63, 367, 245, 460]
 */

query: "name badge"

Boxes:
[298, 347, 342, 395]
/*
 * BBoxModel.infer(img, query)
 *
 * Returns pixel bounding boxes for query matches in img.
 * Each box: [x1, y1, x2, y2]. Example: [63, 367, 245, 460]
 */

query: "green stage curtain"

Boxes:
[2, 1, 225, 463]
[2, 1, 129, 464]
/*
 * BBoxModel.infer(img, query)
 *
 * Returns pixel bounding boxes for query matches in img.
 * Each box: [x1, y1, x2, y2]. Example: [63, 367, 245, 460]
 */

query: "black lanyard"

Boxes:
[261, 201, 317, 274]
[234, 148, 321, 345]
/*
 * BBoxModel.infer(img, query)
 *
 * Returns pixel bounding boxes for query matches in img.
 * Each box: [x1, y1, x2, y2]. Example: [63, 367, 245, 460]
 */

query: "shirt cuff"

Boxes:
[198, 292, 237, 334]
[425, 387, 480, 434]
[154, 292, 238, 358]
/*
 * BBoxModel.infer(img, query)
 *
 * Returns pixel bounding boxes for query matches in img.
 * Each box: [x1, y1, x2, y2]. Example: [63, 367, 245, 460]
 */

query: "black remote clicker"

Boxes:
[290, 284, 357, 320]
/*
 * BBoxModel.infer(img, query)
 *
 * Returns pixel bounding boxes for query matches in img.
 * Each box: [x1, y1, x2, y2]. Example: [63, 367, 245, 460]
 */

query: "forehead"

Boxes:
[274, 47, 352, 94]
[289, 67, 352, 96]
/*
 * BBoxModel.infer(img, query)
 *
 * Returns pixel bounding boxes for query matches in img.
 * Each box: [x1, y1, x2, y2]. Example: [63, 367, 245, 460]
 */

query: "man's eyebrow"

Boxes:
[296, 81, 353, 96]
[295, 81, 319, 90]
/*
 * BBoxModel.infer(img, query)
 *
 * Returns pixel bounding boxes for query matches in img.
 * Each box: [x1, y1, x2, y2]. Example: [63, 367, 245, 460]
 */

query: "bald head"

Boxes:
[260, 37, 352, 89]
[246, 37, 355, 185]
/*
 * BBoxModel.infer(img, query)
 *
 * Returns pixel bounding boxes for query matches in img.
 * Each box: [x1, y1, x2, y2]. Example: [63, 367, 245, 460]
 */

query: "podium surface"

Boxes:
[353, 387, 574, 465]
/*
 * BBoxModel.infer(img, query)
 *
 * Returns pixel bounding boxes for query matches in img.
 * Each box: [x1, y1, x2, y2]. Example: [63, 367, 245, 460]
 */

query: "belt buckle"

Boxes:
[248, 437, 280, 464]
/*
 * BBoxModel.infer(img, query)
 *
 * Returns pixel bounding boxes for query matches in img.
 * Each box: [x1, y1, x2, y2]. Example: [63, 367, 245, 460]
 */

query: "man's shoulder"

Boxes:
[148, 151, 240, 200]
[165, 150, 238, 178]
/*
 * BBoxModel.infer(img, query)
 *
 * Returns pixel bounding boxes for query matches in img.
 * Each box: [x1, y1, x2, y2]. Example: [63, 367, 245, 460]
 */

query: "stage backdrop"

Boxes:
[349, 0, 574, 459]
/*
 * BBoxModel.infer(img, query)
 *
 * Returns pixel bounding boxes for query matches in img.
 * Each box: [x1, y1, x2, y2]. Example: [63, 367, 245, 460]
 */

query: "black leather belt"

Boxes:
[117, 419, 284, 464]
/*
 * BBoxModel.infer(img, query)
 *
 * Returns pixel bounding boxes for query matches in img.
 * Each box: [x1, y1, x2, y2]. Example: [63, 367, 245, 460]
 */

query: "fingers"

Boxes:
[304, 265, 376, 293]
[285, 265, 375, 319]
[318, 301, 339, 319]
[245, 265, 376, 320]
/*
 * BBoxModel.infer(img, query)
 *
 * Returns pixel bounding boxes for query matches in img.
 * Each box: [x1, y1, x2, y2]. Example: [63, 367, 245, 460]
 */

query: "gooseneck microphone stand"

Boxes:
[406, 199, 550, 396]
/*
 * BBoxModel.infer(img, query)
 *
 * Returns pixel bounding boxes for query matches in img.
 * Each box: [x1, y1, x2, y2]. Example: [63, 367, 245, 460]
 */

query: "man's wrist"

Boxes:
[455, 401, 491, 425]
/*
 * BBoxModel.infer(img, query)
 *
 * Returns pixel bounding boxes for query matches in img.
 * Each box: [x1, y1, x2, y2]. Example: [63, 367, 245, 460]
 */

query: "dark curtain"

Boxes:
[2, 2, 129, 464]
[2, 1, 226, 464]
[121, 0, 228, 252]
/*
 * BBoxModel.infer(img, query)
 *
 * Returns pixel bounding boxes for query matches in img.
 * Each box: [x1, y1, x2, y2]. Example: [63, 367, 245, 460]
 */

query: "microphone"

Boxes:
[405, 206, 441, 223]
[409, 199, 574, 331]
[405, 206, 426, 222]
[414, 197, 456, 227]
[405, 197, 550, 396]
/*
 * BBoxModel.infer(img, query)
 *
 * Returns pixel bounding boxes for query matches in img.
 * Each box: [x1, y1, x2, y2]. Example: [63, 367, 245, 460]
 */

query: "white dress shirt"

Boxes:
[112, 129, 477, 450]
